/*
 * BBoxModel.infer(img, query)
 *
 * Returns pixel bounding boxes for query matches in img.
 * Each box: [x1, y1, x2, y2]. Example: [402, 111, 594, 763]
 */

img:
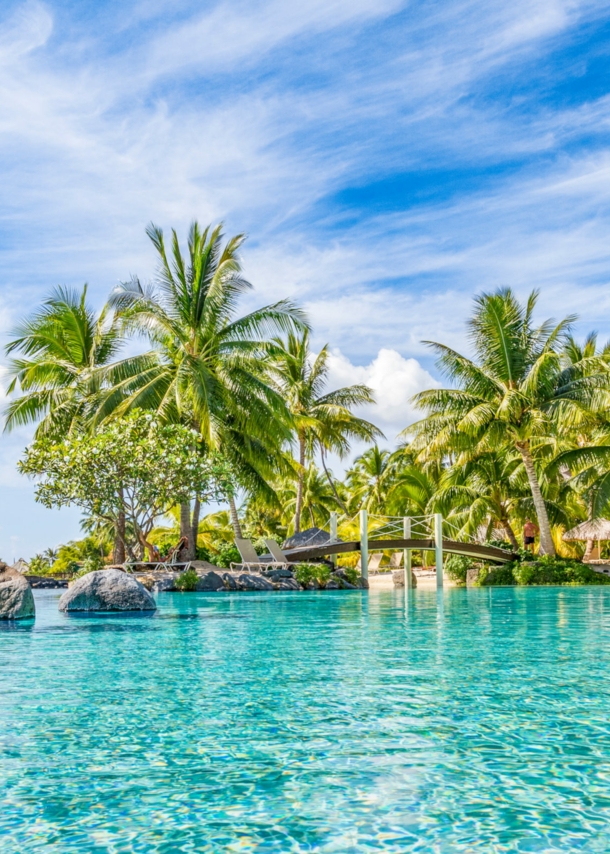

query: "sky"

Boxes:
[1, 0, 610, 559]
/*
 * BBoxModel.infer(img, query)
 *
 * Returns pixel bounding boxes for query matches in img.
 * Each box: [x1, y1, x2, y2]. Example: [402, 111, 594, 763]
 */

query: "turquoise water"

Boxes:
[2, 588, 610, 852]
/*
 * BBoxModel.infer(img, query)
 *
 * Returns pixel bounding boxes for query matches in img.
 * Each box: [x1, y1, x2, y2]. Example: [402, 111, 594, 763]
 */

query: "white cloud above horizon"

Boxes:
[1, 0, 610, 555]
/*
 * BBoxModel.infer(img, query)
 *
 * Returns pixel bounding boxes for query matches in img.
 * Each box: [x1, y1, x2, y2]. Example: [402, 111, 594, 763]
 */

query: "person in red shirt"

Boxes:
[523, 519, 538, 553]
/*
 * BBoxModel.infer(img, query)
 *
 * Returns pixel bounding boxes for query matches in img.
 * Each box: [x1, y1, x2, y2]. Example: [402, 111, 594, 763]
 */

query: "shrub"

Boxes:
[341, 565, 360, 586]
[213, 543, 242, 568]
[444, 554, 475, 584]
[478, 564, 516, 586]
[174, 568, 199, 591]
[514, 555, 610, 586]
[294, 563, 331, 588]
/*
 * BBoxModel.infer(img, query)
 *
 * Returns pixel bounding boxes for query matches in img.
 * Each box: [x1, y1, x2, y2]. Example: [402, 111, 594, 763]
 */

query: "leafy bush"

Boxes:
[478, 565, 516, 586]
[213, 543, 242, 568]
[294, 563, 331, 588]
[28, 554, 51, 575]
[514, 555, 610, 586]
[341, 565, 360, 586]
[174, 568, 199, 591]
[444, 554, 475, 584]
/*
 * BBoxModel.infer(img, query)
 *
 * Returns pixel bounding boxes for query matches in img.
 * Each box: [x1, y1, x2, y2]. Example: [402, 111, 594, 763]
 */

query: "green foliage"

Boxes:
[174, 568, 199, 591]
[340, 565, 360, 586]
[28, 554, 51, 575]
[514, 555, 610, 586]
[294, 563, 331, 587]
[444, 554, 476, 584]
[213, 543, 242, 568]
[19, 413, 232, 558]
[478, 565, 517, 586]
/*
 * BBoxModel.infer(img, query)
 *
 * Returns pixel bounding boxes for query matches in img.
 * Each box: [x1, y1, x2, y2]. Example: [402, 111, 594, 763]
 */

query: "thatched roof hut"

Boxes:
[563, 519, 610, 541]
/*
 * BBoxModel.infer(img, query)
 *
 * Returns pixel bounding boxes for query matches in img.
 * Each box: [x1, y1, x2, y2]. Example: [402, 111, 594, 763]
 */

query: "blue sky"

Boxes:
[1, 0, 610, 559]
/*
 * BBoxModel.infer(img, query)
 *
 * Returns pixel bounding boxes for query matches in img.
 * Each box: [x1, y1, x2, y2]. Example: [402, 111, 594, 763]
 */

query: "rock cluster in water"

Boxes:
[0, 562, 35, 619]
[135, 563, 366, 593]
[59, 568, 157, 612]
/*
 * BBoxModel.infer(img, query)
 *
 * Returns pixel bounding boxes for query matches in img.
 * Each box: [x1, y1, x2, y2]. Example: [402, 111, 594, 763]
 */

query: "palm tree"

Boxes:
[405, 289, 610, 555]
[280, 466, 338, 530]
[4, 285, 123, 438]
[43, 547, 59, 565]
[4, 286, 129, 563]
[267, 330, 382, 532]
[345, 446, 396, 514]
[106, 221, 306, 554]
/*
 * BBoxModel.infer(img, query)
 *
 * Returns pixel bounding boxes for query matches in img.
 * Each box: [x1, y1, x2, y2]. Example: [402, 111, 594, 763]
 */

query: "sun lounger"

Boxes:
[388, 552, 403, 569]
[231, 538, 284, 572]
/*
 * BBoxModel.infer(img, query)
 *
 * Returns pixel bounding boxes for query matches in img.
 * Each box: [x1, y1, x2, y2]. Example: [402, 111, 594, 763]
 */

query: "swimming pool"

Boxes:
[2, 587, 610, 852]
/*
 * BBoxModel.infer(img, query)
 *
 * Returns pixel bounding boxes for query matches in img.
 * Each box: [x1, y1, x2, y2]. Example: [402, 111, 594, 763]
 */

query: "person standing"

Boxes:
[523, 518, 538, 553]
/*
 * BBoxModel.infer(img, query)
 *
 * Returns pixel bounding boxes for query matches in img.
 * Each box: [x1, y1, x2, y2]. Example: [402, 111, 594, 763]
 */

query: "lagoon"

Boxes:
[2, 587, 610, 852]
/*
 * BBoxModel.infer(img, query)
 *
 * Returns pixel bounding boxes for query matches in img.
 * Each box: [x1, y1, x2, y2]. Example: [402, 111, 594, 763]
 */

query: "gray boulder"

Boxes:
[274, 578, 300, 591]
[235, 573, 274, 591]
[58, 569, 156, 612]
[325, 578, 340, 589]
[195, 570, 224, 591]
[265, 567, 294, 581]
[0, 564, 35, 620]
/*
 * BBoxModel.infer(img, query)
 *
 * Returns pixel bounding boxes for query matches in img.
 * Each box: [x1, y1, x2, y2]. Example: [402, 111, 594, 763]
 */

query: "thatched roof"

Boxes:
[563, 519, 610, 541]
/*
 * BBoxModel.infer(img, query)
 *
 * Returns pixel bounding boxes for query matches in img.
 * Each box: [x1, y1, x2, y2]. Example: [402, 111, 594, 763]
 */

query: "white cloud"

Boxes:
[325, 347, 439, 442]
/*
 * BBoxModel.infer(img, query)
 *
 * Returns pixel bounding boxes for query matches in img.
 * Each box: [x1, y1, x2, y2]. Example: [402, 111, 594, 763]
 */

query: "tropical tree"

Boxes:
[4, 285, 123, 438]
[345, 446, 396, 514]
[279, 465, 338, 530]
[105, 221, 306, 554]
[267, 330, 382, 532]
[405, 288, 610, 555]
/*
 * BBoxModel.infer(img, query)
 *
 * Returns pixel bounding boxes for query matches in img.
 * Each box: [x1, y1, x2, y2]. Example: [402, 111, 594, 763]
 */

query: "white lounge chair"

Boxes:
[387, 552, 403, 570]
[355, 552, 384, 574]
[231, 538, 283, 572]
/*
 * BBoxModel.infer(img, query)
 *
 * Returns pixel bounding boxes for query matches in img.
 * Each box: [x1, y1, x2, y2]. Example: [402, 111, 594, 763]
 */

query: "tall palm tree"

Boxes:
[267, 330, 382, 532]
[4, 286, 129, 562]
[406, 289, 610, 555]
[106, 221, 306, 553]
[280, 466, 338, 531]
[4, 285, 123, 438]
[345, 446, 395, 514]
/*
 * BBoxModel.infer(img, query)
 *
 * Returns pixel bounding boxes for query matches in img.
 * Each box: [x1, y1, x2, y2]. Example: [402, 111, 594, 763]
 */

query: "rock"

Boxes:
[359, 576, 369, 589]
[338, 578, 358, 589]
[221, 573, 239, 591]
[392, 569, 417, 588]
[0, 566, 35, 620]
[265, 567, 294, 581]
[306, 579, 320, 590]
[235, 573, 274, 591]
[25, 575, 69, 589]
[325, 579, 340, 589]
[195, 570, 224, 591]
[466, 568, 481, 586]
[58, 569, 156, 612]
[274, 578, 300, 591]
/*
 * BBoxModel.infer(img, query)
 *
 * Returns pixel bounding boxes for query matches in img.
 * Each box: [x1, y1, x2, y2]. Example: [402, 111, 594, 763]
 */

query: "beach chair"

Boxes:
[231, 538, 281, 572]
[388, 552, 403, 570]
[354, 553, 384, 573]
[264, 539, 292, 565]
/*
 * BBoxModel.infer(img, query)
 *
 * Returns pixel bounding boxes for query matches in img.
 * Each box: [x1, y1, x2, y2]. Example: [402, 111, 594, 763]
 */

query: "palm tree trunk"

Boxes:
[295, 433, 306, 534]
[113, 489, 126, 564]
[228, 495, 243, 539]
[502, 519, 519, 551]
[190, 497, 201, 560]
[180, 501, 191, 543]
[320, 447, 348, 514]
[516, 442, 555, 556]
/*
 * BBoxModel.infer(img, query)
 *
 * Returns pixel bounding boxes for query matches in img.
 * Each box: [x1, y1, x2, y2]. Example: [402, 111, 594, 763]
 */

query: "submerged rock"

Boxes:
[0, 564, 35, 620]
[58, 569, 157, 612]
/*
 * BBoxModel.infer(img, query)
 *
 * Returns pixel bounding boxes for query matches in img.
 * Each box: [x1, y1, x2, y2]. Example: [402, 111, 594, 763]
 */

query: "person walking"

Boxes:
[523, 518, 539, 553]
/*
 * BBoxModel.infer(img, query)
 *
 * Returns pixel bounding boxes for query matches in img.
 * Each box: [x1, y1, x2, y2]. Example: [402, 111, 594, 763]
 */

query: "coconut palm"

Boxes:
[280, 466, 338, 531]
[405, 288, 610, 555]
[4, 285, 123, 438]
[105, 221, 306, 553]
[344, 446, 396, 514]
[267, 330, 382, 532]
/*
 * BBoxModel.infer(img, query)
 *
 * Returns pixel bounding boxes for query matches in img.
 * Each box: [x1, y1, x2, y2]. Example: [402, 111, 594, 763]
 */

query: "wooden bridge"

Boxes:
[284, 538, 515, 565]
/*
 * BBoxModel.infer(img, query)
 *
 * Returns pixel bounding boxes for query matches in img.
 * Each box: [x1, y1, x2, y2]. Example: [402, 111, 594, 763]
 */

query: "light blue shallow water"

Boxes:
[2, 588, 610, 853]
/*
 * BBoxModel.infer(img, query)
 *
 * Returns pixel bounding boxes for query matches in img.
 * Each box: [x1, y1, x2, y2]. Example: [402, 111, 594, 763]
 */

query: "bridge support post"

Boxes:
[329, 512, 337, 567]
[360, 509, 368, 582]
[434, 513, 444, 589]
[403, 517, 412, 589]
